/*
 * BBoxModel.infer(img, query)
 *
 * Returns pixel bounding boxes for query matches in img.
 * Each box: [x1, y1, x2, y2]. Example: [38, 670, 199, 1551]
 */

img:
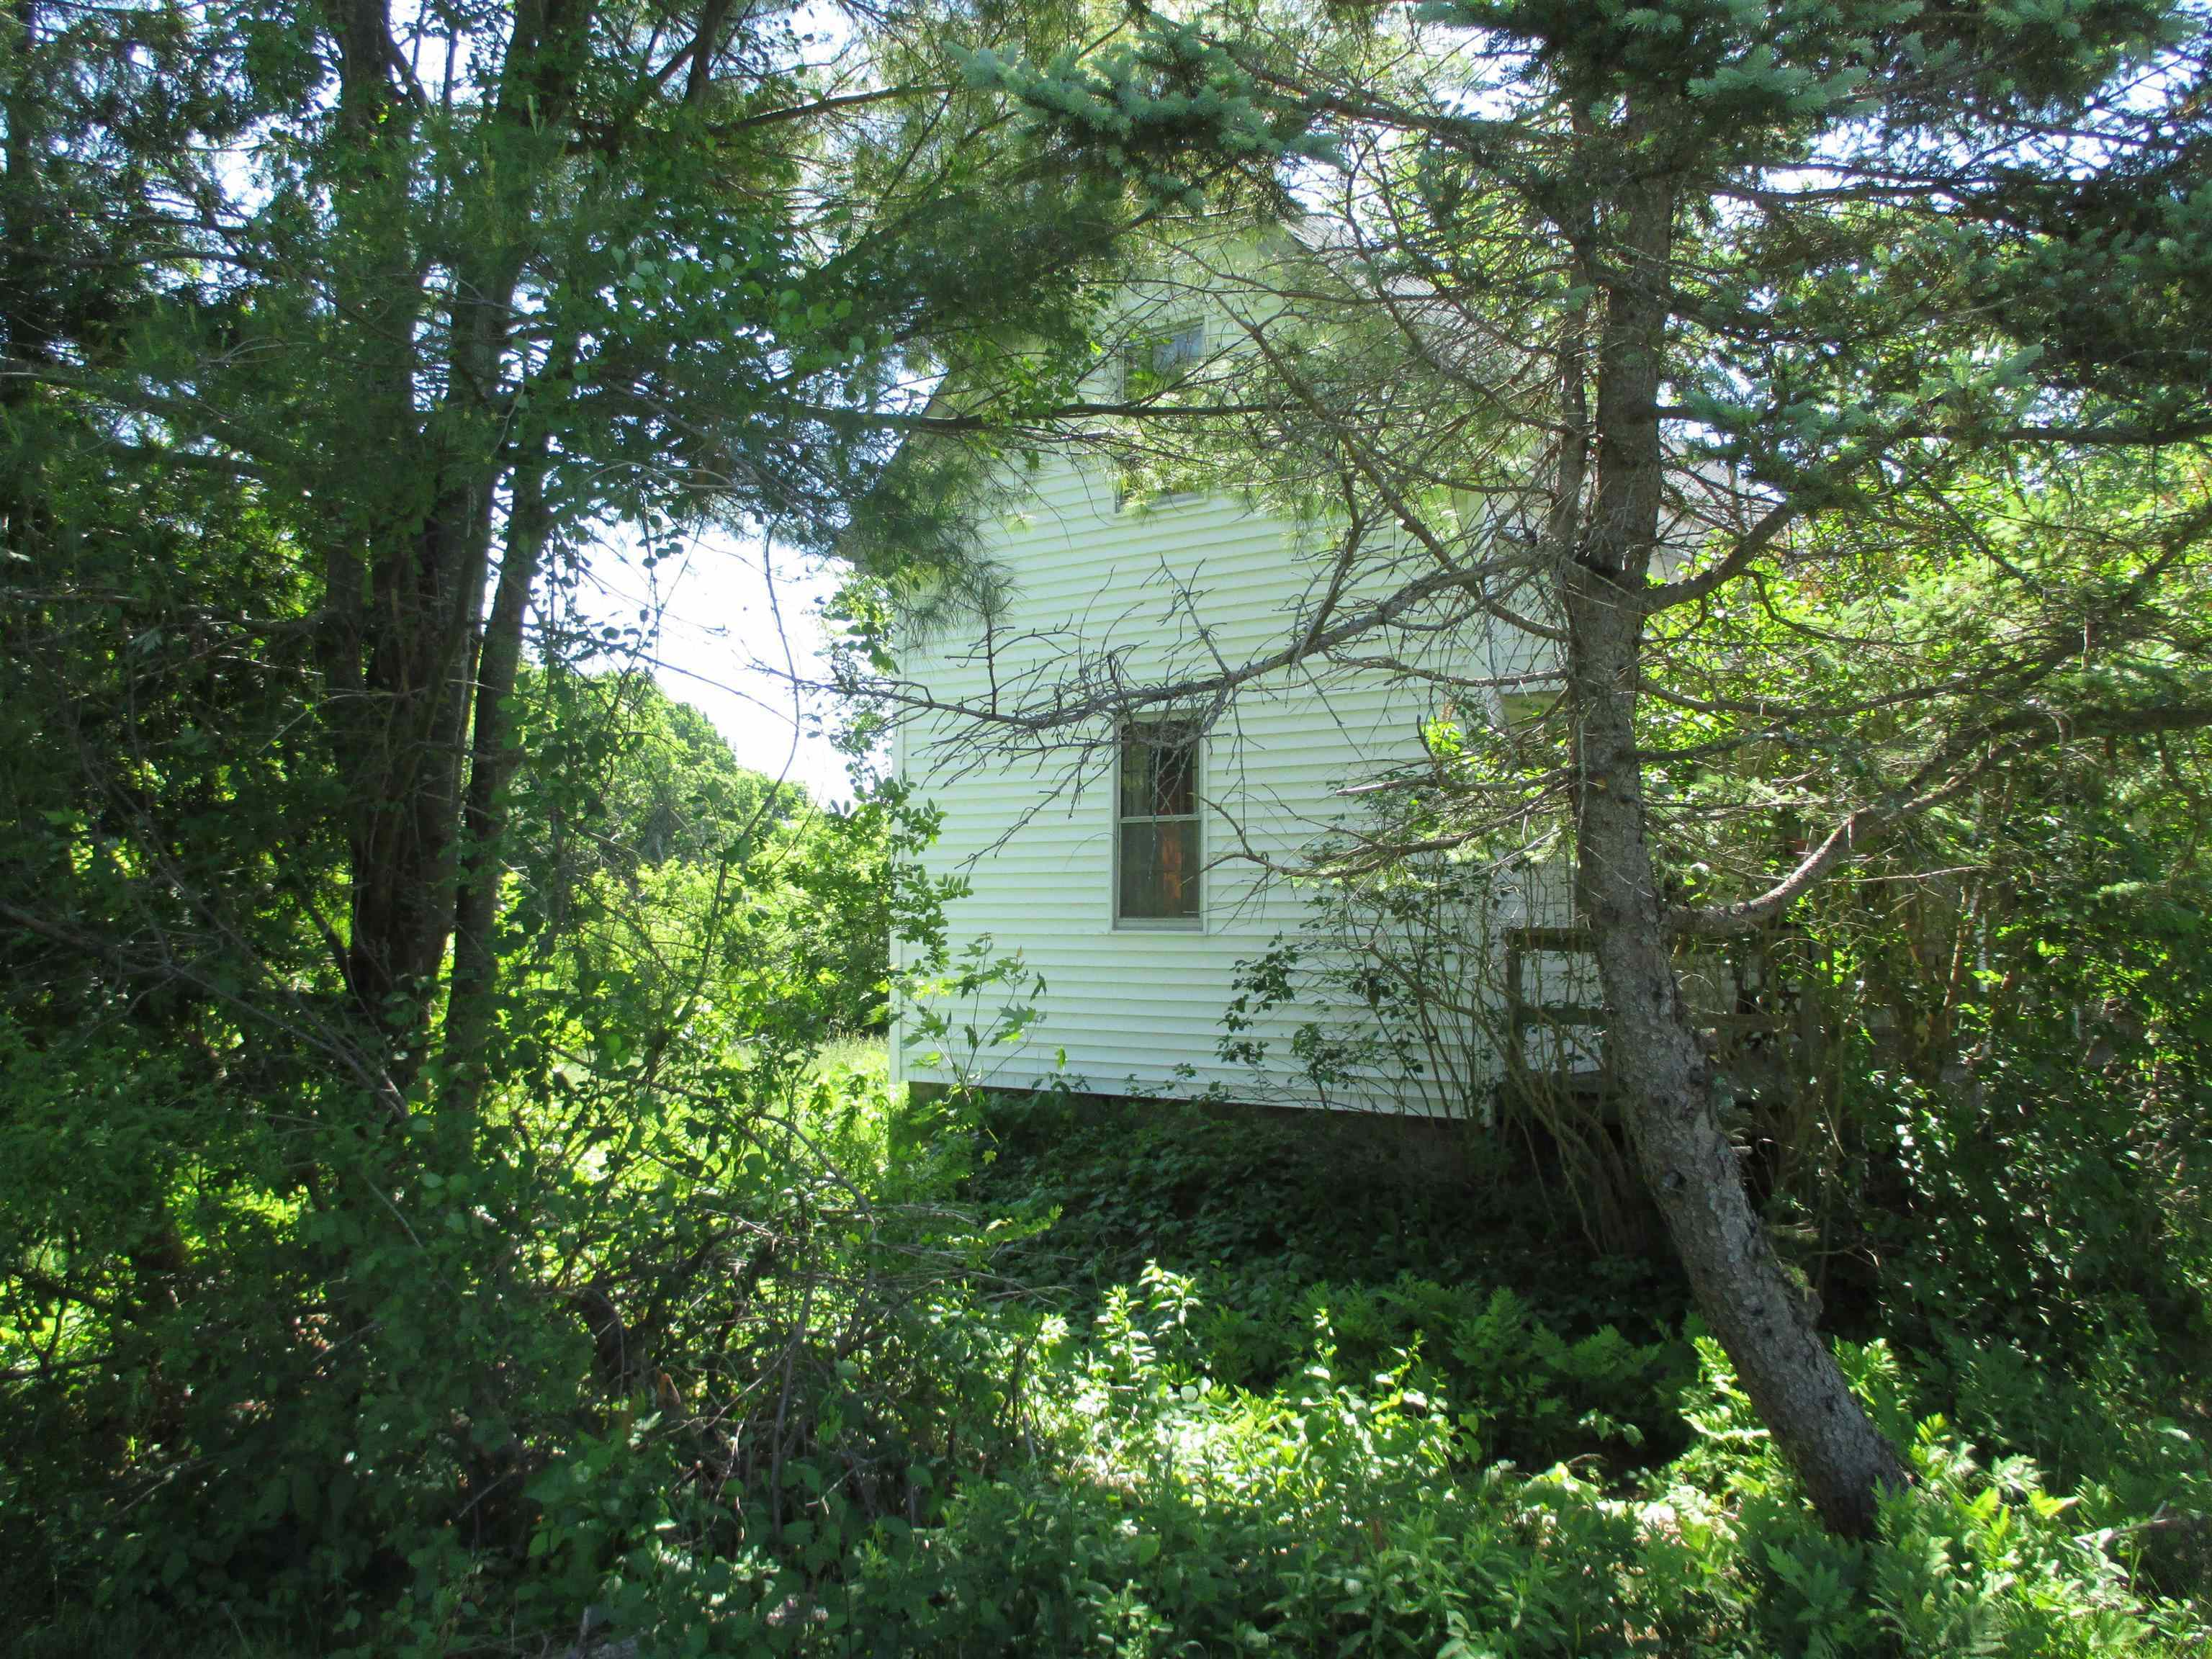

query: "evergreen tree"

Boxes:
[929, 0, 2212, 1532]
[0, 0, 1123, 1112]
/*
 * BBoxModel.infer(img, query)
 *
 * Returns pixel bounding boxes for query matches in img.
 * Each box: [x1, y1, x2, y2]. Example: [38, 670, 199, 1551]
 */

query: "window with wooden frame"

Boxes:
[1115, 719, 1202, 927]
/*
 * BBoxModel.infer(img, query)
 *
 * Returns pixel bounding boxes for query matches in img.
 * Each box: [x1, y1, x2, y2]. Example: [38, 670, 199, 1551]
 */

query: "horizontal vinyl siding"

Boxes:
[891, 452, 1512, 1110]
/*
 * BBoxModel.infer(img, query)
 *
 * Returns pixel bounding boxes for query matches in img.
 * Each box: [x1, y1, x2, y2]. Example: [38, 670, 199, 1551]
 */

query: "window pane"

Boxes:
[1118, 729, 1147, 819]
[1125, 322, 1204, 390]
[1151, 733, 1195, 817]
[1119, 819, 1200, 920]
[1151, 323, 1204, 374]
[1119, 724, 1196, 818]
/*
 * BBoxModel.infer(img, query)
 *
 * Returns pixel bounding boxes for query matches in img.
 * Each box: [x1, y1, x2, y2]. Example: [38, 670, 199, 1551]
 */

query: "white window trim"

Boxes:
[1158, 487, 1208, 505]
[1110, 717, 1205, 933]
[1115, 481, 1210, 516]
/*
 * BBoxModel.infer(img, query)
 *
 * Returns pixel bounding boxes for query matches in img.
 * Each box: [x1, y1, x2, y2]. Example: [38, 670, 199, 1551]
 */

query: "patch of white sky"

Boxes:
[559, 0, 886, 806]
[567, 523, 862, 805]
[387, 0, 873, 801]
[382, 0, 860, 100]
[163, 0, 921, 801]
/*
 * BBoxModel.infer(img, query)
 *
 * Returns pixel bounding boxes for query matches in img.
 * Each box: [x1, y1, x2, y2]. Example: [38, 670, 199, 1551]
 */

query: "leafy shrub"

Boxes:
[826, 1277, 2206, 1659]
[0, 673, 1000, 1654]
[965, 1089, 1694, 1470]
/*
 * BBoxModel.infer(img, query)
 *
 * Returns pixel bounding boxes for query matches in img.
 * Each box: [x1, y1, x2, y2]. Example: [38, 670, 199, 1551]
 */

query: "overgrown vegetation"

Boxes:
[22, 1025, 2208, 1655]
[5, 665, 2210, 1651]
[5, 0, 2211, 1650]
[953, 0, 2212, 1534]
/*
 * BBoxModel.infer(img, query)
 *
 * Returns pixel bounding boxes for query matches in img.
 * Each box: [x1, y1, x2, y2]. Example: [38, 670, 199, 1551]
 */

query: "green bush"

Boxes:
[9, 678, 2208, 1653]
[810, 1274, 2206, 1659]
[965, 1091, 1695, 1469]
[14, 1040, 2208, 1656]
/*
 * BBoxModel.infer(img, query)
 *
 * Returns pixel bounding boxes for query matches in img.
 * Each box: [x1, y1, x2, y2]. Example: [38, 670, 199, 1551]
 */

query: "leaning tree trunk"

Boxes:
[1560, 140, 1909, 1537]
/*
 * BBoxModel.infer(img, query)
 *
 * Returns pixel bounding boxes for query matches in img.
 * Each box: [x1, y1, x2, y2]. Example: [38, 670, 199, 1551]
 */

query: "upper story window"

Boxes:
[1116, 320, 1210, 510]
[1115, 719, 1202, 927]
[1123, 320, 1205, 396]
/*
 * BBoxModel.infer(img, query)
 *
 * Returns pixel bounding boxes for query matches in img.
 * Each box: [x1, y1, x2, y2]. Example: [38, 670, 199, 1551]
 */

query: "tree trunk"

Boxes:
[320, 0, 590, 1085]
[0, 0, 52, 561]
[444, 447, 554, 1135]
[1563, 140, 1908, 1537]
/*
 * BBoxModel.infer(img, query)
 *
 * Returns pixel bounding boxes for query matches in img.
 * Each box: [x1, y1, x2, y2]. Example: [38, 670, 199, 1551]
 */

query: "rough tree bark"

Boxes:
[445, 445, 557, 1135]
[0, 0, 50, 560]
[1560, 135, 1909, 1537]
[321, 0, 589, 1094]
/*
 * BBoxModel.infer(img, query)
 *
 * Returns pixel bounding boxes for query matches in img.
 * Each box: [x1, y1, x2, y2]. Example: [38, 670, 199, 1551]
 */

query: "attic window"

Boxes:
[1115, 321, 1210, 510]
[1115, 719, 1202, 927]
[1122, 320, 1205, 396]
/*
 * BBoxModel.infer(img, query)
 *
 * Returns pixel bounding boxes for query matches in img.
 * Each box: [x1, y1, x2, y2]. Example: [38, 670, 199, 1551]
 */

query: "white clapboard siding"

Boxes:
[889, 445, 1533, 1110]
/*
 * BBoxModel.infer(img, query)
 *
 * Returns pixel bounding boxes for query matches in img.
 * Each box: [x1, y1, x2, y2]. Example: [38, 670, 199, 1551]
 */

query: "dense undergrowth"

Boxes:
[8, 672, 2208, 1656]
[6, 0, 2212, 1648]
[17, 1050, 2208, 1657]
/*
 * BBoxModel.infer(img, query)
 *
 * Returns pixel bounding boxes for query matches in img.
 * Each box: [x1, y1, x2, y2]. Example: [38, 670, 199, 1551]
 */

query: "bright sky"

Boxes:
[572, 529, 860, 805]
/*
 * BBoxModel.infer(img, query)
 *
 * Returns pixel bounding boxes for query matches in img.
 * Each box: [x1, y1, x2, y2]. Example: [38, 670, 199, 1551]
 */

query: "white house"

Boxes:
[884, 278, 1587, 1112]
